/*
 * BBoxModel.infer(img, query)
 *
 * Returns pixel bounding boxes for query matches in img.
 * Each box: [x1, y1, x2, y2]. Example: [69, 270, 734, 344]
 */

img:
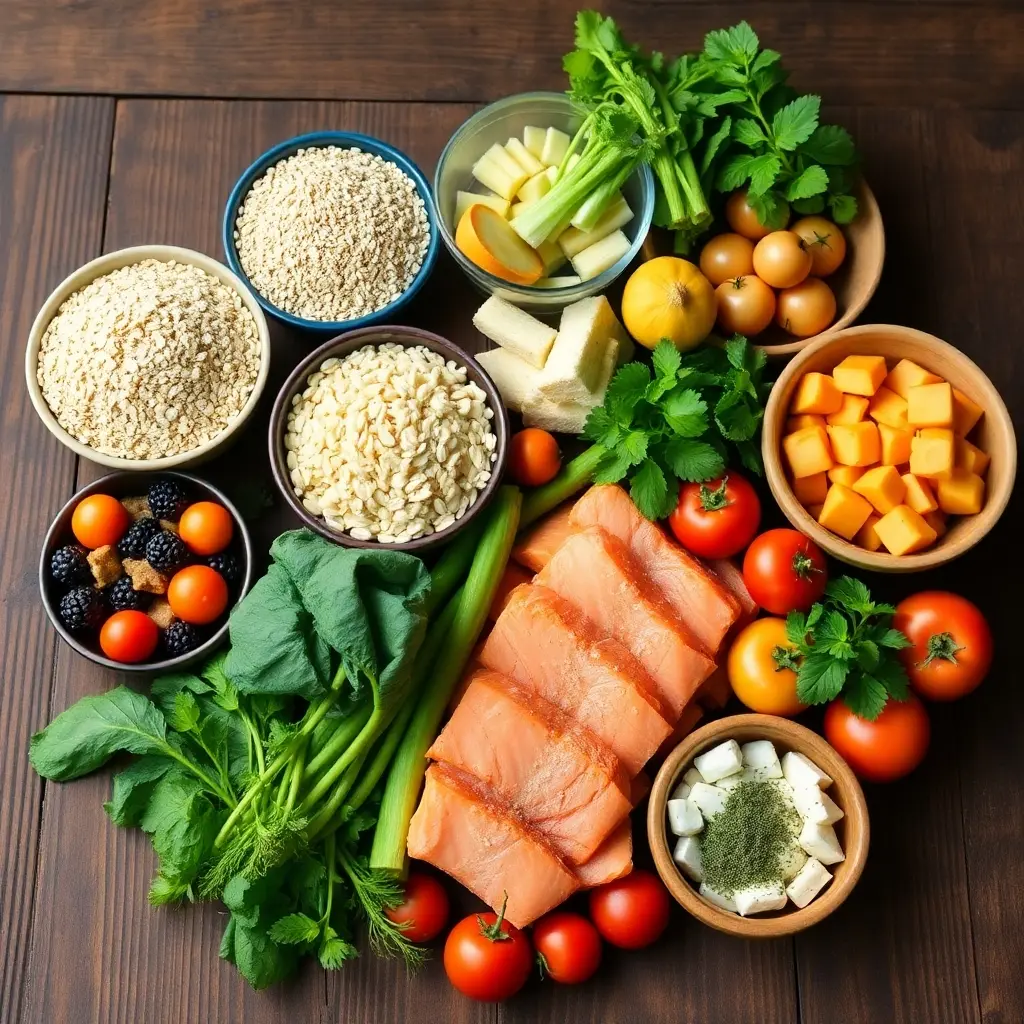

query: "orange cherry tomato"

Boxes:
[178, 501, 235, 556]
[752, 230, 812, 289]
[775, 278, 837, 337]
[71, 494, 130, 549]
[790, 216, 847, 277]
[725, 190, 790, 240]
[715, 275, 776, 336]
[508, 428, 561, 487]
[727, 617, 806, 717]
[698, 233, 755, 287]
[824, 694, 931, 783]
[167, 565, 229, 625]
[99, 610, 159, 663]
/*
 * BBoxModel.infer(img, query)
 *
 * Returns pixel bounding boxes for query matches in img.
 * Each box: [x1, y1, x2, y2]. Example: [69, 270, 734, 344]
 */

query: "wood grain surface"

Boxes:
[2, 2, 1022, 1022]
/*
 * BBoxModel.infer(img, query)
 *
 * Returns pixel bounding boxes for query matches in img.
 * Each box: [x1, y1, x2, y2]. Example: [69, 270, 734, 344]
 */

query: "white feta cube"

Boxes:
[782, 750, 833, 790]
[694, 740, 744, 783]
[798, 820, 845, 866]
[667, 798, 704, 837]
[670, 778, 692, 801]
[699, 882, 738, 914]
[793, 786, 845, 826]
[741, 740, 783, 779]
[672, 836, 703, 882]
[734, 882, 788, 917]
[786, 857, 833, 908]
[688, 782, 729, 820]
[716, 768, 751, 791]
[683, 767, 704, 787]
[778, 841, 809, 882]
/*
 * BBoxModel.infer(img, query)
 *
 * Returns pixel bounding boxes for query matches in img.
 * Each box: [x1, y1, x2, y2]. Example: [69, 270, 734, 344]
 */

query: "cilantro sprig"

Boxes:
[785, 577, 912, 720]
[581, 336, 771, 520]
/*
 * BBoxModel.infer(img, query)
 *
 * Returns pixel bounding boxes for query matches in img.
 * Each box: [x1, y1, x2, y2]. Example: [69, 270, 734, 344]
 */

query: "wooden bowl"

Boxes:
[763, 324, 1017, 572]
[648, 714, 870, 938]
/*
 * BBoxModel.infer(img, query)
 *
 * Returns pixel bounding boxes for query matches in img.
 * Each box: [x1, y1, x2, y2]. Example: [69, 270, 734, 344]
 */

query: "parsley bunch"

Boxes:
[581, 336, 771, 520]
[785, 577, 912, 720]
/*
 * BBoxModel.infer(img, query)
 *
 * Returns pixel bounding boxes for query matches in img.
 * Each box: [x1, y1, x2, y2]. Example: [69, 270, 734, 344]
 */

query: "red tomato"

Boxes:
[99, 610, 159, 663]
[742, 529, 828, 614]
[71, 494, 130, 549]
[588, 870, 670, 950]
[385, 871, 450, 943]
[824, 695, 931, 783]
[167, 565, 229, 625]
[533, 912, 602, 985]
[178, 501, 234, 556]
[894, 592, 993, 701]
[668, 473, 762, 559]
[508, 428, 562, 488]
[444, 901, 533, 1001]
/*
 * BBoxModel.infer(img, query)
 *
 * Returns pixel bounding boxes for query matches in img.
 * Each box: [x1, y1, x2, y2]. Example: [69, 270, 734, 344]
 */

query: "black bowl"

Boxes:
[39, 471, 253, 673]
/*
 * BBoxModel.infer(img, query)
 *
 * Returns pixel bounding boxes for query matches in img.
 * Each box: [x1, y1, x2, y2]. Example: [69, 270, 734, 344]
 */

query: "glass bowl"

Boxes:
[434, 92, 654, 313]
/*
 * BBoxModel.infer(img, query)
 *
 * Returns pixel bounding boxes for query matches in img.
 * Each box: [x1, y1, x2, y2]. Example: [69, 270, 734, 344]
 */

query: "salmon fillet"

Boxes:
[706, 557, 759, 627]
[536, 527, 715, 717]
[695, 665, 733, 710]
[655, 701, 706, 761]
[488, 562, 533, 622]
[574, 818, 633, 887]
[407, 764, 578, 928]
[480, 584, 672, 774]
[428, 669, 631, 864]
[513, 502, 577, 572]
[570, 485, 740, 653]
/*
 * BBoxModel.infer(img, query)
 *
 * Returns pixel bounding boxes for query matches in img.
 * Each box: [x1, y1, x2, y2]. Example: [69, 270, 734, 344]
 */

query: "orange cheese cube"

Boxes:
[855, 514, 883, 552]
[806, 503, 825, 521]
[832, 355, 887, 396]
[867, 386, 909, 430]
[924, 510, 948, 539]
[878, 423, 914, 466]
[874, 505, 939, 555]
[900, 473, 938, 515]
[828, 465, 865, 488]
[956, 437, 990, 476]
[883, 358, 942, 399]
[827, 421, 881, 467]
[826, 394, 870, 426]
[783, 426, 834, 478]
[909, 428, 955, 479]
[818, 484, 874, 540]
[786, 414, 827, 434]
[951, 387, 984, 436]
[907, 382, 954, 428]
[937, 470, 985, 515]
[792, 472, 829, 506]
[791, 372, 844, 415]
[852, 466, 907, 515]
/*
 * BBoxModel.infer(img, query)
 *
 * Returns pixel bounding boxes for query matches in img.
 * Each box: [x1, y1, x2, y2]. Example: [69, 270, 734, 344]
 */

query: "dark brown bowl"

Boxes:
[40, 471, 253, 673]
[268, 325, 510, 552]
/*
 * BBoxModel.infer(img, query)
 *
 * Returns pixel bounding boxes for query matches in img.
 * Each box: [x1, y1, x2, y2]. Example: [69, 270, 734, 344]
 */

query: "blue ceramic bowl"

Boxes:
[223, 131, 440, 336]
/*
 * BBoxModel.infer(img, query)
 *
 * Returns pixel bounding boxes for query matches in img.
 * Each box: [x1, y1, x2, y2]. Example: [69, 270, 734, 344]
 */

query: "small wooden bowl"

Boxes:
[648, 714, 870, 938]
[763, 324, 1017, 572]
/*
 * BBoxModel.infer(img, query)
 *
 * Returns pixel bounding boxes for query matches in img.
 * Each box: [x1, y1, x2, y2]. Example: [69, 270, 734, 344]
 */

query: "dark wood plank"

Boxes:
[0, 0, 1021, 108]
[0, 94, 113, 1024]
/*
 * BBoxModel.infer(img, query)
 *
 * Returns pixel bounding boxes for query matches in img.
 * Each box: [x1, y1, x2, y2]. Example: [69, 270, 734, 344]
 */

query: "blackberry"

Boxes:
[58, 586, 104, 632]
[163, 621, 200, 658]
[145, 530, 188, 573]
[147, 479, 188, 521]
[107, 575, 148, 612]
[50, 544, 91, 588]
[206, 551, 242, 588]
[118, 517, 161, 559]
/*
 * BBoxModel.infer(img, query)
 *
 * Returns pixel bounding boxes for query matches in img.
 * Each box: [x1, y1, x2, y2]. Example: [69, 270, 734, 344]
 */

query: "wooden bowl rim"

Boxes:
[647, 714, 870, 938]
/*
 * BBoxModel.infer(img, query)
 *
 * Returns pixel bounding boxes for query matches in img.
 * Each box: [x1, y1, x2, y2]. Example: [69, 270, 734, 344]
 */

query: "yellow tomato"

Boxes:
[726, 617, 806, 717]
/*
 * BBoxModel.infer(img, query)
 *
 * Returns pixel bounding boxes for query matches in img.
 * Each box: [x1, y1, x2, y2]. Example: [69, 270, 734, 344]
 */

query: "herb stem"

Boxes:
[162, 742, 235, 807]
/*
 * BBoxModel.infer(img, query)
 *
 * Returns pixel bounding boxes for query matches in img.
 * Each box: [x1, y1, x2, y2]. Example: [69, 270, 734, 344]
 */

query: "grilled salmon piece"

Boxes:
[428, 669, 631, 864]
[570, 485, 740, 653]
[536, 527, 715, 717]
[706, 557, 759, 628]
[480, 584, 672, 774]
[488, 561, 533, 622]
[513, 501, 577, 572]
[407, 764, 579, 928]
[575, 818, 633, 887]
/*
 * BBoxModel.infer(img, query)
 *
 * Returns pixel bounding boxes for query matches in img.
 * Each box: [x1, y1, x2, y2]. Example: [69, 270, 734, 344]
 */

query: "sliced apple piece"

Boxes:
[541, 127, 572, 168]
[570, 229, 631, 281]
[559, 195, 633, 257]
[506, 137, 545, 176]
[523, 125, 547, 161]
[533, 275, 583, 288]
[455, 190, 510, 225]
[471, 151, 526, 200]
[537, 239, 567, 276]
[456, 204, 544, 285]
[517, 169, 553, 204]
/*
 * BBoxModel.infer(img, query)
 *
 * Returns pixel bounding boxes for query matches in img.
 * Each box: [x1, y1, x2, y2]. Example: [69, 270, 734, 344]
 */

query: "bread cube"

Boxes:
[909, 428, 955, 479]
[826, 393, 870, 426]
[832, 354, 887, 396]
[900, 473, 939, 514]
[873, 504, 938, 555]
[87, 545, 123, 588]
[853, 465, 907, 515]
[868, 386, 909, 430]
[827, 421, 881, 467]
[878, 423, 914, 466]
[792, 471, 829, 506]
[783, 425, 834, 478]
[884, 358, 942, 399]
[937, 470, 985, 515]
[818, 483, 873, 540]
[828, 465, 865, 488]
[787, 414, 827, 434]
[924, 510, 948, 538]
[907, 382, 954, 428]
[791, 372, 843, 415]
[855, 514, 883, 551]
[952, 387, 984, 436]
[956, 437, 990, 476]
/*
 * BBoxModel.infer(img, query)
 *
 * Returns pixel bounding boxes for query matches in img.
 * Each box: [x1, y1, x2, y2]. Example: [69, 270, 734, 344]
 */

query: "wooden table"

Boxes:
[2, 2, 1021, 1021]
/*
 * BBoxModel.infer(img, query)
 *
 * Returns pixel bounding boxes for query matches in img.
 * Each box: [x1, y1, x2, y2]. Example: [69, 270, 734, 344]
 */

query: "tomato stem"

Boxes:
[771, 644, 801, 672]
[791, 550, 821, 579]
[536, 950, 550, 980]
[477, 891, 512, 942]
[698, 477, 731, 512]
[920, 631, 964, 667]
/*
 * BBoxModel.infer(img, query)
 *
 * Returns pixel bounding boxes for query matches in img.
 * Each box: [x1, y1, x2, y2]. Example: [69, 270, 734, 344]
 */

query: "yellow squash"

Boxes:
[620, 256, 716, 351]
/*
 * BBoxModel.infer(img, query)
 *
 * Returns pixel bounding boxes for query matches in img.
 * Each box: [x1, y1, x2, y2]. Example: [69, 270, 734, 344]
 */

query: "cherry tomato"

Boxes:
[99, 609, 159, 663]
[508, 428, 562, 488]
[178, 501, 234, 556]
[533, 911, 602, 985]
[71, 494, 130, 549]
[775, 277, 837, 338]
[725, 190, 789, 240]
[727, 617, 806, 716]
[742, 529, 828, 615]
[588, 870, 670, 949]
[824, 694, 931, 783]
[715, 275, 776, 336]
[444, 900, 533, 1002]
[894, 591, 993, 702]
[384, 871, 450, 943]
[698, 233, 755, 287]
[167, 565, 229, 625]
[790, 216, 847, 277]
[668, 473, 761, 559]
[753, 230, 812, 289]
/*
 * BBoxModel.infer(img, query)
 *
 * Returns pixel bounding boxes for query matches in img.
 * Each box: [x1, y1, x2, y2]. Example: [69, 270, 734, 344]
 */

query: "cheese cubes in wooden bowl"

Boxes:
[763, 325, 1016, 572]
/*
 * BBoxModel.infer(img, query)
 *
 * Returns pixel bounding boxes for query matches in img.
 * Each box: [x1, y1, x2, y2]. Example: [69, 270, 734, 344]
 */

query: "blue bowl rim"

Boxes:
[222, 130, 441, 332]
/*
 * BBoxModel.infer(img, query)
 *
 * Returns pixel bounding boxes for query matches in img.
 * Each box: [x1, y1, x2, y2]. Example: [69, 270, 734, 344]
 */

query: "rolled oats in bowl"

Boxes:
[284, 343, 498, 544]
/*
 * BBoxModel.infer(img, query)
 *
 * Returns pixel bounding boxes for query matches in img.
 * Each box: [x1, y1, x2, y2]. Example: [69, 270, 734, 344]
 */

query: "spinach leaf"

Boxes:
[104, 756, 174, 827]
[220, 873, 303, 989]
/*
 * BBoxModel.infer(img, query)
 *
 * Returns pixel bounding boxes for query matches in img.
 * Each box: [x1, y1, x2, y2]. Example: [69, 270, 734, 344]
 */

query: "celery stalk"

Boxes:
[519, 445, 605, 528]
